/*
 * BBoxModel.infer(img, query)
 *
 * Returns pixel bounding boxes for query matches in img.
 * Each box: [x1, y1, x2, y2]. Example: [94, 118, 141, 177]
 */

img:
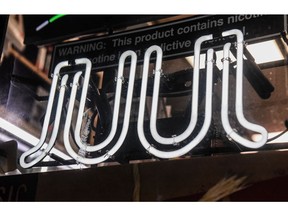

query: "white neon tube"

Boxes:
[220, 38, 267, 148]
[19, 61, 69, 168]
[137, 47, 214, 158]
[36, 20, 49, 31]
[72, 58, 93, 149]
[150, 35, 213, 145]
[63, 52, 137, 164]
[19, 75, 69, 168]
[63, 71, 82, 157]
[0, 117, 71, 160]
[74, 52, 137, 152]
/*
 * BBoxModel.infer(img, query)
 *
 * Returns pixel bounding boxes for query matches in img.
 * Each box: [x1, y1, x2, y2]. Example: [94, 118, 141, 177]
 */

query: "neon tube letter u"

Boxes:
[137, 45, 215, 158]
[63, 51, 137, 164]
[19, 61, 69, 168]
[149, 35, 213, 145]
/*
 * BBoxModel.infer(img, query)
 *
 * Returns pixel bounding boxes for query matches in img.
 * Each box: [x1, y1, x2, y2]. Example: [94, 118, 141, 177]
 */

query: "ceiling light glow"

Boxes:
[246, 40, 284, 64]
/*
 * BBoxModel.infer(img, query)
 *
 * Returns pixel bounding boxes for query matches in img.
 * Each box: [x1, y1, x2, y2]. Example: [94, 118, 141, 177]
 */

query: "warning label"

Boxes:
[51, 15, 286, 73]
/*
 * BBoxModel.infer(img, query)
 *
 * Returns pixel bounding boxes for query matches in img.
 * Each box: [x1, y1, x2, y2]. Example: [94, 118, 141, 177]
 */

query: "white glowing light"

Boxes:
[220, 29, 267, 149]
[185, 53, 206, 69]
[36, 20, 49, 31]
[138, 41, 215, 158]
[19, 61, 70, 168]
[187, 40, 283, 70]
[73, 53, 136, 152]
[0, 117, 71, 160]
[150, 35, 213, 146]
[246, 40, 284, 64]
[63, 53, 137, 164]
[18, 29, 271, 168]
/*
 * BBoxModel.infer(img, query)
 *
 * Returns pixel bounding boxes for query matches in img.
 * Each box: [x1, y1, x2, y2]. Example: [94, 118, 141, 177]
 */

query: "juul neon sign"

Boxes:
[19, 29, 268, 168]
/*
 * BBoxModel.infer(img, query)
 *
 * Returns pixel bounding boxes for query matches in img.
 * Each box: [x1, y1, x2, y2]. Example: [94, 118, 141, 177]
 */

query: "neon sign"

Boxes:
[19, 29, 268, 168]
